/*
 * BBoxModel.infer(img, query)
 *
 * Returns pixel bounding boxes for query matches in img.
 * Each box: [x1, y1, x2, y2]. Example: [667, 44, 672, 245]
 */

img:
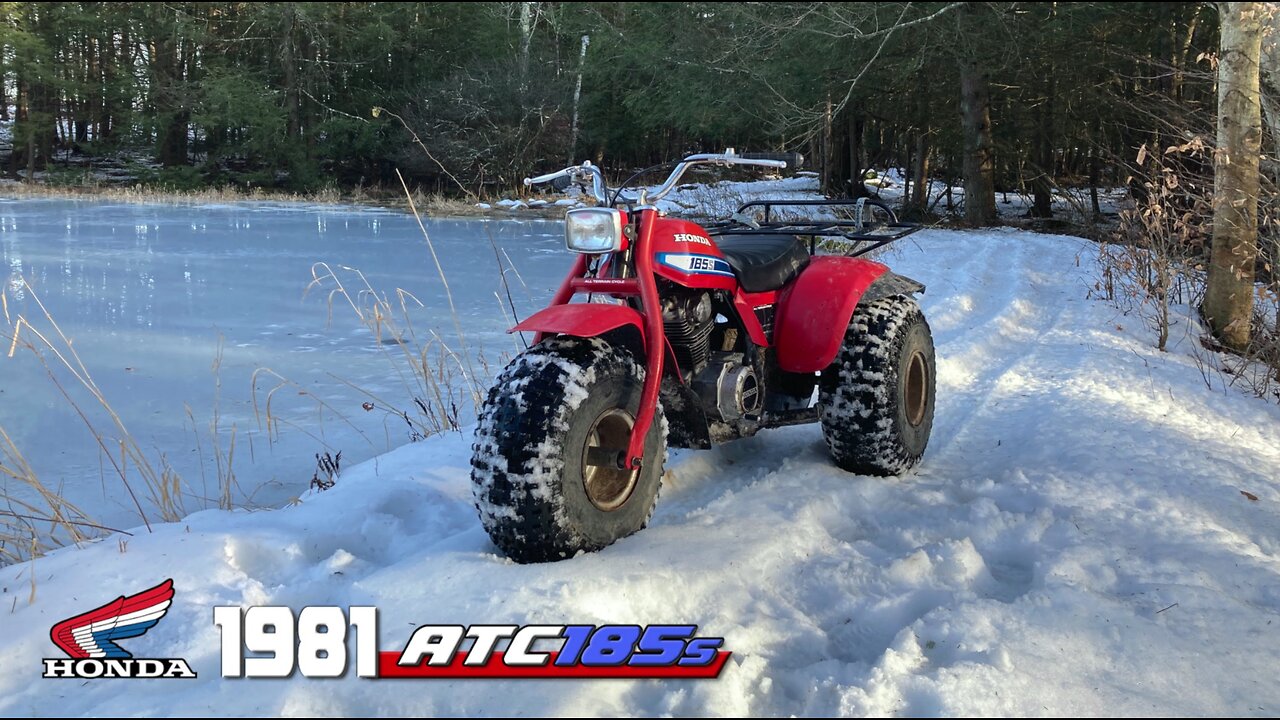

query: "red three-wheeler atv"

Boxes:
[471, 151, 934, 563]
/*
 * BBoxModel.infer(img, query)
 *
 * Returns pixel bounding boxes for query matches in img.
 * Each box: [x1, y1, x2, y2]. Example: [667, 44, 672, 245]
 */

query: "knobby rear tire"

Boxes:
[818, 295, 936, 476]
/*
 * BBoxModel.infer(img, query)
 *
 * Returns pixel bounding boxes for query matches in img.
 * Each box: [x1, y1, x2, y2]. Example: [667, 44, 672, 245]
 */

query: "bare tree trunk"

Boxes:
[829, 109, 849, 196]
[1172, 10, 1202, 101]
[0, 51, 7, 123]
[1258, 4, 1280, 171]
[849, 115, 869, 198]
[911, 128, 931, 212]
[820, 95, 834, 195]
[568, 34, 589, 164]
[25, 129, 35, 182]
[1089, 145, 1101, 218]
[960, 57, 997, 226]
[807, 134, 819, 184]
[87, 35, 100, 141]
[1032, 75, 1056, 218]
[1204, 1, 1263, 351]
[10, 79, 24, 174]
[154, 33, 188, 167]
[902, 130, 914, 209]
[281, 4, 301, 142]
[519, 2, 535, 81]
[102, 31, 123, 142]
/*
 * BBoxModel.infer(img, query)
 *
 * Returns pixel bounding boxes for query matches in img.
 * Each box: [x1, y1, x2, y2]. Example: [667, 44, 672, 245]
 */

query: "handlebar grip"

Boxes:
[525, 168, 573, 185]
[739, 152, 805, 169]
[526, 172, 579, 191]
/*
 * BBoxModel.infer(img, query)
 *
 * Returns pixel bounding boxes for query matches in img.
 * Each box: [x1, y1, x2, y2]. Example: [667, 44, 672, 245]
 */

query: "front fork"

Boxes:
[533, 210, 664, 471]
[627, 210, 664, 470]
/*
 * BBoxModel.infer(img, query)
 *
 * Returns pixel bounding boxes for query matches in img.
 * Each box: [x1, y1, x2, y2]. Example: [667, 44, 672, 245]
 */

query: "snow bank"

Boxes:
[2, 228, 1279, 716]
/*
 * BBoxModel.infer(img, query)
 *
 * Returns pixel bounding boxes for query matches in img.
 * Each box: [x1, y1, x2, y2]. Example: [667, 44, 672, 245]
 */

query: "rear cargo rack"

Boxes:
[702, 198, 920, 257]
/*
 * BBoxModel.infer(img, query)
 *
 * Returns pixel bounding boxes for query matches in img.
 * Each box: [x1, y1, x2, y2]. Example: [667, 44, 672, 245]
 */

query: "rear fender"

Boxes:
[861, 271, 926, 303]
[774, 258, 924, 373]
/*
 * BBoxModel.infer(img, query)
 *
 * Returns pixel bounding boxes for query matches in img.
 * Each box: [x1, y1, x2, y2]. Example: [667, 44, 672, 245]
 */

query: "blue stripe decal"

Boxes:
[656, 253, 735, 278]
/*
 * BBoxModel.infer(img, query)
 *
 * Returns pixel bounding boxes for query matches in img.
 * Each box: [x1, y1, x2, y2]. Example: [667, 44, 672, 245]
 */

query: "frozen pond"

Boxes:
[0, 198, 566, 531]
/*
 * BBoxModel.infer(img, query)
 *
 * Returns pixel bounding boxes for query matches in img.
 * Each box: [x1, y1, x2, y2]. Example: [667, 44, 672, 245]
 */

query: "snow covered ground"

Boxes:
[2, 226, 1278, 716]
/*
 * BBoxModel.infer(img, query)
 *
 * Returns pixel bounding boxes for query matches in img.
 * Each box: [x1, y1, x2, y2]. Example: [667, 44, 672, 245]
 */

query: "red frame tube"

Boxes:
[626, 209, 665, 469]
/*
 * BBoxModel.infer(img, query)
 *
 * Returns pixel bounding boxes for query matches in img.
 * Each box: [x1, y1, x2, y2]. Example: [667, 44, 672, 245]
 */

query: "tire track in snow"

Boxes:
[620, 234, 1083, 714]
[655, 426, 828, 519]
[657, 231, 1057, 518]
[637, 232, 1095, 714]
[915, 233, 1077, 458]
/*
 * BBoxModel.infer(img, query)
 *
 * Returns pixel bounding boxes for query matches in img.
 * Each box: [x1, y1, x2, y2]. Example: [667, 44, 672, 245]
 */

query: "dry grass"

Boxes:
[1094, 140, 1280, 402]
[0, 178, 575, 220]
[4, 281, 168, 524]
[0, 281, 159, 563]
[248, 170, 509, 461]
[0, 424, 102, 565]
[0, 180, 350, 206]
[255, 265, 487, 450]
[417, 193, 495, 216]
[0, 280, 249, 563]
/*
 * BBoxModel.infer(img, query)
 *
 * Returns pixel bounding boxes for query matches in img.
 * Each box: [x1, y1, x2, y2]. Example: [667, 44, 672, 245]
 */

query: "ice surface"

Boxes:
[0, 198, 567, 527]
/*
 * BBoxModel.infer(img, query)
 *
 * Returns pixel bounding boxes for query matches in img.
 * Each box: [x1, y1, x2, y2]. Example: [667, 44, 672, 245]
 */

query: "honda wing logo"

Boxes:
[43, 578, 196, 679]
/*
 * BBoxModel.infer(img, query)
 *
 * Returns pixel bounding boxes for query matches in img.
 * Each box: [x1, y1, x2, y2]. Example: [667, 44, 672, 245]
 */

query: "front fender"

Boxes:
[511, 303, 646, 344]
[774, 257, 923, 373]
[513, 303, 688, 382]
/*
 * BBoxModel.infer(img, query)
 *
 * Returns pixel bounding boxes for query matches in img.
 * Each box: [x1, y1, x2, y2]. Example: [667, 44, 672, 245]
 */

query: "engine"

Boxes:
[694, 355, 761, 421]
[661, 289, 762, 423]
[661, 291, 714, 373]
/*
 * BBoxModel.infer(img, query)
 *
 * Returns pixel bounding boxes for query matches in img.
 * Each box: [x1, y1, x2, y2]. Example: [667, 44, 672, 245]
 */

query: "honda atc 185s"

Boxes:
[471, 151, 934, 563]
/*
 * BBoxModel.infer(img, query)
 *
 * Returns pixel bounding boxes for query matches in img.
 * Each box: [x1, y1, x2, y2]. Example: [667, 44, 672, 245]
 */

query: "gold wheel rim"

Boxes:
[582, 408, 640, 512]
[905, 350, 929, 427]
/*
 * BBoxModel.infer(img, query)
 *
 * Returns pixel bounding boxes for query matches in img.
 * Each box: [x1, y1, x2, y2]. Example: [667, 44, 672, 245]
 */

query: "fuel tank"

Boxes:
[648, 217, 738, 291]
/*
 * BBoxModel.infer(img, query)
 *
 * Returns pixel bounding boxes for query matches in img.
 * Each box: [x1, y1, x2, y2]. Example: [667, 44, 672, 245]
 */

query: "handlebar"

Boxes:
[640, 149, 792, 205]
[524, 162, 610, 206]
[738, 152, 805, 169]
[524, 169, 571, 185]
[524, 148, 801, 208]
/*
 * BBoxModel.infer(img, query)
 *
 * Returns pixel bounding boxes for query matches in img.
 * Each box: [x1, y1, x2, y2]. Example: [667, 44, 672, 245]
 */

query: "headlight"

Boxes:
[565, 208, 624, 254]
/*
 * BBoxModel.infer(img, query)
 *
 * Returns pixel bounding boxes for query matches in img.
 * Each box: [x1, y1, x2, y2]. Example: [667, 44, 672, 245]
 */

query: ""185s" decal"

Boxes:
[657, 252, 734, 278]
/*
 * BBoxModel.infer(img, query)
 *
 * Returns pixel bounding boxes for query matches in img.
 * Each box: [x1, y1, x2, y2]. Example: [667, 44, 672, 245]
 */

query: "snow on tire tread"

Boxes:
[819, 295, 931, 476]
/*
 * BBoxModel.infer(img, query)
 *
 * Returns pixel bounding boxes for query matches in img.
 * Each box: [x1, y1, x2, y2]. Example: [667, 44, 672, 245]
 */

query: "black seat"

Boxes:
[711, 234, 810, 292]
